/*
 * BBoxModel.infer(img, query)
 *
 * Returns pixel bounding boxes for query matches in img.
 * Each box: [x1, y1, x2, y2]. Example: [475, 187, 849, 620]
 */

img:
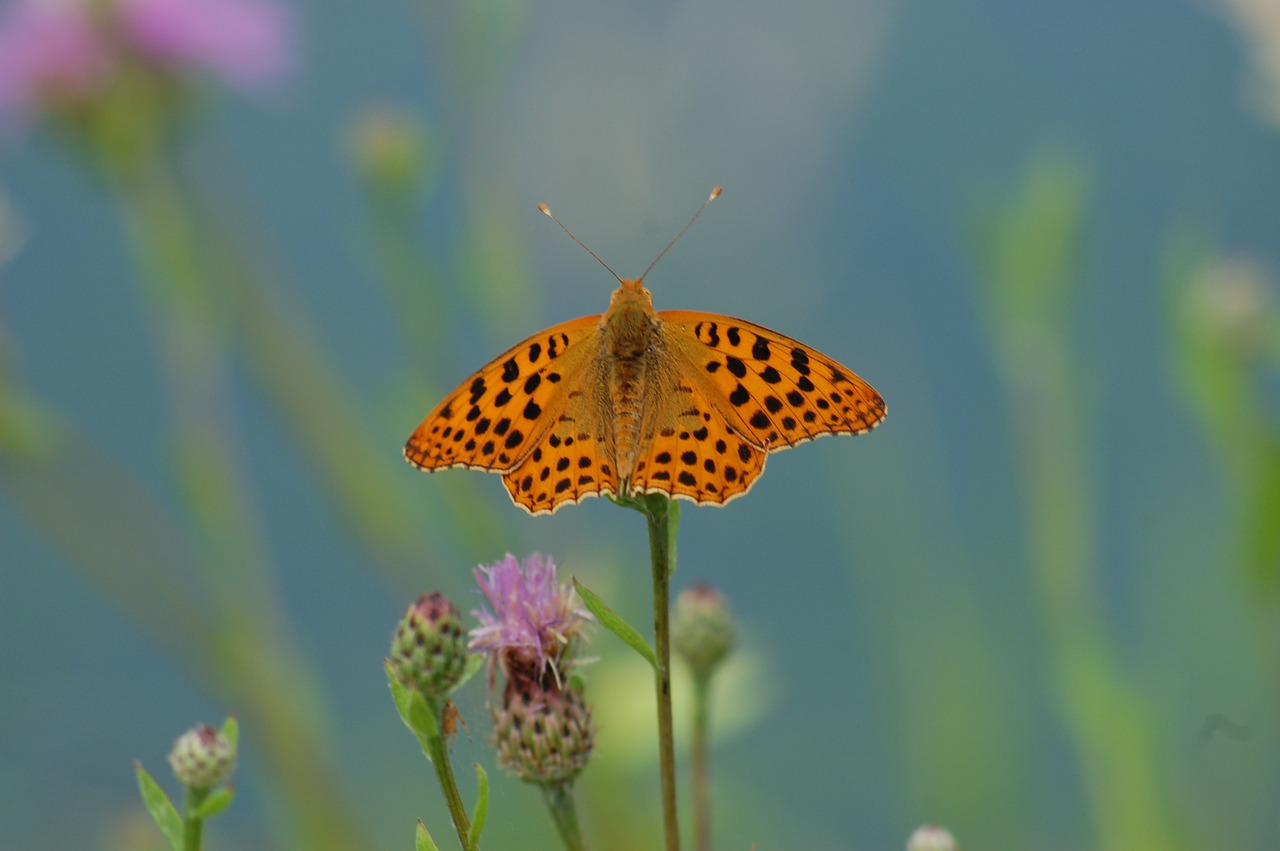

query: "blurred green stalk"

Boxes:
[111, 150, 368, 850]
[689, 676, 711, 851]
[345, 109, 504, 561]
[1166, 240, 1280, 702]
[973, 151, 1180, 850]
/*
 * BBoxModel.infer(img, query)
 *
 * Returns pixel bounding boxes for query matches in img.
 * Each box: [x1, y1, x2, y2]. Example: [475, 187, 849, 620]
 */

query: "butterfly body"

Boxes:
[405, 274, 886, 515]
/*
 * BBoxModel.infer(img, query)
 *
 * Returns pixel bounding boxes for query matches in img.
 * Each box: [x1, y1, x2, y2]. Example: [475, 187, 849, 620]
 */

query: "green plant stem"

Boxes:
[110, 152, 367, 850]
[542, 782, 587, 851]
[183, 788, 208, 851]
[643, 494, 681, 851]
[976, 154, 1179, 849]
[690, 676, 711, 851]
[424, 705, 474, 851]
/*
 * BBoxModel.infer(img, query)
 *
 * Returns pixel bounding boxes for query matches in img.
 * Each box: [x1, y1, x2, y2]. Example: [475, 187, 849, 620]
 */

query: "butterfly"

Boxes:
[404, 188, 886, 516]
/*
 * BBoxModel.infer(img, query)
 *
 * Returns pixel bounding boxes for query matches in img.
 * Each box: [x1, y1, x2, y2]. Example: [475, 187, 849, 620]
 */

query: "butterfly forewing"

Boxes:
[404, 316, 602, 474]
[658, 311, 886, 450]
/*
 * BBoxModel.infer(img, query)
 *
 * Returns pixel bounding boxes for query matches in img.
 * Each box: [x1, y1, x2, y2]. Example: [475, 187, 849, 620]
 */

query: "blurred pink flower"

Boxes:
[0, 0, 112, 117]
[0, 0, 291, 125]
[119, 0, 292, 87]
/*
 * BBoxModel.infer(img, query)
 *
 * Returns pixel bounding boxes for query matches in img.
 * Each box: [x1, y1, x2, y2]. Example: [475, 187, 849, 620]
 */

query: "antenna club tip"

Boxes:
[537, 203, 552, 215]
[709, 186, 723, 201]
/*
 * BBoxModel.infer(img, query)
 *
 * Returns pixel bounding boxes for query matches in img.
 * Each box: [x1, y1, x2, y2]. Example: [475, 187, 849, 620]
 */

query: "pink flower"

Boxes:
[118, 0, 292, 87]
[469, 553, 592, 677]
[0, 0, 291, 126]
[0, 0, 112, 118]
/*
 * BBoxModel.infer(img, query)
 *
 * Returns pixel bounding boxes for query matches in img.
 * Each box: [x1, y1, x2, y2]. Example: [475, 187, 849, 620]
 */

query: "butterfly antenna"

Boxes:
[639, 186, 722, 282]
[538, 202, 624, 285]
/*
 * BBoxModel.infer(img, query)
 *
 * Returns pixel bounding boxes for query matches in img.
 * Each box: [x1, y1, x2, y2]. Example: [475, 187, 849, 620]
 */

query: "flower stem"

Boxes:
[423, 705, 474, 851]
[643, 494, 681, 851]
[542, 782, 587, 851]
[183, 787, 208, 851]
[690, 675, 712, 851]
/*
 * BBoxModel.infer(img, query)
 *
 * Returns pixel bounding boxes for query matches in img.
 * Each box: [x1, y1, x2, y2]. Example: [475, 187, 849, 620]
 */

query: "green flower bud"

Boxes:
[906, 825, 958, 851]
[493, 677, 595, 786]
[168, 724, 236, 791]
[390, 592, 469, 700]
[349, 107, 431, 196]
[672, 583, 736, 679]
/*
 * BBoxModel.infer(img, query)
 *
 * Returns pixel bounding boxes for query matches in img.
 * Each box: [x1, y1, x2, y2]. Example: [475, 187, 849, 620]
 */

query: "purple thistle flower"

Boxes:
[0, 0, 112, 120]
[469, 553, 592, 677]
[118, 0, 292, 87]
[0, 0, 291, 127]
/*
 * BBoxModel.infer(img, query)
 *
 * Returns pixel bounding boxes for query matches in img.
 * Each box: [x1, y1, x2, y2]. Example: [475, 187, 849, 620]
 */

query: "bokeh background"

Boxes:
[3, 0, 1280, 848]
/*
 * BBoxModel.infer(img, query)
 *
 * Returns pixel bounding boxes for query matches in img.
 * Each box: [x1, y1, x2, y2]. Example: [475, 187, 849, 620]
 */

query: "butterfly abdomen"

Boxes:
[600, 303, 662, 488]
[608, 355, 647, 487]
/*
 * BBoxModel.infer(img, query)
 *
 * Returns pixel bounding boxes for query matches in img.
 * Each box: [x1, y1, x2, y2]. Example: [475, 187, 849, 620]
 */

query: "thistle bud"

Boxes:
[168, 724, 236, 791]
[1190, 256, 1272, 361]
[390, 592, 469, 700]
[349, 107, 430, 196]
[906, 824, 958, 851]
[492, 675, 595, 786]
[672, 583, 736, 680]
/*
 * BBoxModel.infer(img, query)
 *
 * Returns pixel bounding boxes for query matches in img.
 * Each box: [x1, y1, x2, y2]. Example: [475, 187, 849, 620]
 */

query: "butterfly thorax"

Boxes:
[603, 280, 661, 484]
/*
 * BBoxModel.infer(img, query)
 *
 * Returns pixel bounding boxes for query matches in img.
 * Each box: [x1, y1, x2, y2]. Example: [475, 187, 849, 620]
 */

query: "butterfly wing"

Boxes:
[626, 373, 769, 506]
[622, 311, 884, 506]
[499, 380, 623, 515]
[658, 310, 886, 449]
[404, 315, 603, 474]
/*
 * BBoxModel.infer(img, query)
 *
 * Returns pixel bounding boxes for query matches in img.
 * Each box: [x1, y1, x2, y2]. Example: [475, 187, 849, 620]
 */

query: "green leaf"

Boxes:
[407, 689, 439, 740]
[468, 763, 489, 848]
[607, 493, 646, 514]
[191, 786, 235, 820]
[573, 577, 656, 668]
[386, 660, 439, 759]
[134, 762, 183, 851]
[387, 659, 414, 725]
[453, 653, 485, 694]
[387, 660, 440, 737]
[219, 715, 239, 751]
[415, 819, 441, 851]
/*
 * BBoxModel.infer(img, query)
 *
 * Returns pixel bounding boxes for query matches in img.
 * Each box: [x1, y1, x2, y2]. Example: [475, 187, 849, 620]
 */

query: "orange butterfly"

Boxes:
[404, 188, 886, 515]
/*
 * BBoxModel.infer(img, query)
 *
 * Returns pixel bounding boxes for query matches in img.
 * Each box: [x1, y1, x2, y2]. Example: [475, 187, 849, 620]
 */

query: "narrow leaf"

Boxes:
[192, 786, 235, 820]
[134, 763, 183, 851]
[416, 819, 442, 851]
[574, 577, 656, 668]
[386, 659, 415, 727]
[607, 493, 646, 514]
[387, 660, 441, 737]
[407, 689, 440, 741]
[468, 763, 490, 848]
[387, 660, 439, 759]
[219, 715, 239, 750]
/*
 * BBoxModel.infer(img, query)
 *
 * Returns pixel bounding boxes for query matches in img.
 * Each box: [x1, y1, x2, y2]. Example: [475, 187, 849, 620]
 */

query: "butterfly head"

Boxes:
[610, 277, 654, 310]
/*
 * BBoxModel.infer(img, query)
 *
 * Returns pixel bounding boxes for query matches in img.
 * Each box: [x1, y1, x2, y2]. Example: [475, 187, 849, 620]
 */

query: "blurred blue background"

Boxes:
[3, 0, 1280, 848]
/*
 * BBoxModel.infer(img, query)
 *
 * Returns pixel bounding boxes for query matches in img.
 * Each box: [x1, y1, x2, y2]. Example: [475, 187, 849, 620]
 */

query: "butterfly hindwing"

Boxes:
[404, 315, 602, 474]
[659, 310, 886, 451]
[499, 385, 622, 515]
[626, 373, 768, 506]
